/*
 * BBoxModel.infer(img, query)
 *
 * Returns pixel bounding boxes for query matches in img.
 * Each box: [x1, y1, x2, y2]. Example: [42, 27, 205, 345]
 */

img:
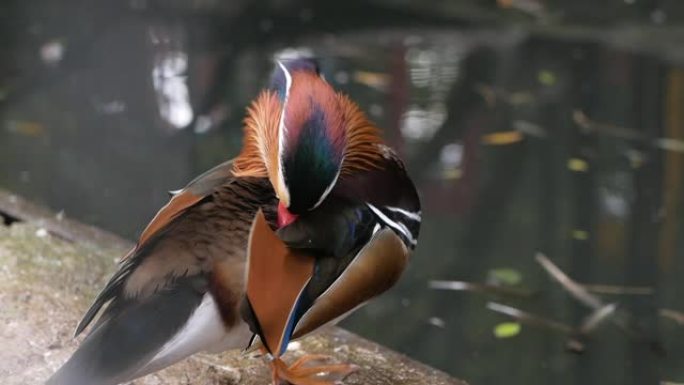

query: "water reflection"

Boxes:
[150, 26, 193, 129]
[2, 3, 684, 385]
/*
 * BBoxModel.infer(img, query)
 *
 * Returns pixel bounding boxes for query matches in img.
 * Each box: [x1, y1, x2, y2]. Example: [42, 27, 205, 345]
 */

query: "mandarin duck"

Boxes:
[47, 58, 421, 385]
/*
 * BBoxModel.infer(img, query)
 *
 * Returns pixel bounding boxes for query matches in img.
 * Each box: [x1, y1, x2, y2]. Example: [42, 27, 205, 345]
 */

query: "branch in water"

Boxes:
[579, 303, 618, 335]
[535, 252, 665, 356]
[535, 252, 603, 309]
[429, 280, 534, 298]
[486, 302, 575, 334]
[580, 284, 654, 296]
[659, 308, 684, 325]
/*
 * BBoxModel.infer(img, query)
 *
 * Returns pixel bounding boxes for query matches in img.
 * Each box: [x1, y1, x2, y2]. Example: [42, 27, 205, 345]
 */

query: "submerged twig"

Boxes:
[580, 284, 654, 296]
[535, 253, 664, 355]
[573, 110, 644, 141]
[429, 280, 533, 298]
[535, 253, 603, 309]
[488, 302, 590, 353]
[486, 302, 574, 334]
[659, 309, 684, 326]
[579, 303, 618, 335]
[474, 84, 537, 107]
[573, 110, 684, 153]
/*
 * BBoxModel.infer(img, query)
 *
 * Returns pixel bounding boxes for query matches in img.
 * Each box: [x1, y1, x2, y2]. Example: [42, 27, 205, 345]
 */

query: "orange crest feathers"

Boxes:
[233, 88, 385, 184]
[232, 91, 280, 181]
[337, 94, 384, 176]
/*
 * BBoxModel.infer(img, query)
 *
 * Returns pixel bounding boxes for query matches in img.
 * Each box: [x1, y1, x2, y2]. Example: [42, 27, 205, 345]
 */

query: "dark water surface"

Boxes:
[2, 2, 684, 384]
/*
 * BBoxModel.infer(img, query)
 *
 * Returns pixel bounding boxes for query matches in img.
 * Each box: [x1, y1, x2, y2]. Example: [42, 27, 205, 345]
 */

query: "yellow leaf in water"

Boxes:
[494, 322, 521, 338]
[353, 71, 390, 90]
[481, 131, 524, 145]
[441, 168, 462, 180]
[567, 158, 589, 172]
[488, 268, 522, 286]
[7, 120, 46, 137]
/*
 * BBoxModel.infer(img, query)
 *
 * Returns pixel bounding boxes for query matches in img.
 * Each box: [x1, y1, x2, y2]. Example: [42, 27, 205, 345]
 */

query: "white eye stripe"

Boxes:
[367, 203, 417, 246]
[277, 61, 293, 100]
[276, 61, 293, 206]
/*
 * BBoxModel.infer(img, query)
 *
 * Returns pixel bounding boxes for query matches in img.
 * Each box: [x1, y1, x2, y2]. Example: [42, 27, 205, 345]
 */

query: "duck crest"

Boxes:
[268, 58, 320, 102]
[232, 60, 385, 198]
[232, 91, 280, 181]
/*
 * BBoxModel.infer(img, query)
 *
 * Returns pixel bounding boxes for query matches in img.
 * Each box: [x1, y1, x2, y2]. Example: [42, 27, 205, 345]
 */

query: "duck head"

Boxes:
[233, 58, 383, 226]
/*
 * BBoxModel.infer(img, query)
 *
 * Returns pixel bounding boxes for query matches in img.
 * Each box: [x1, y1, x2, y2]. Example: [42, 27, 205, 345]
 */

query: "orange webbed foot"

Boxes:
[270, 355, 358, 385]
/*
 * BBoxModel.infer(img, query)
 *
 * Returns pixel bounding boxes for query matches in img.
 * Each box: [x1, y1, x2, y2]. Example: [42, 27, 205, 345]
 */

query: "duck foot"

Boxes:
[270, 355, 358, 385]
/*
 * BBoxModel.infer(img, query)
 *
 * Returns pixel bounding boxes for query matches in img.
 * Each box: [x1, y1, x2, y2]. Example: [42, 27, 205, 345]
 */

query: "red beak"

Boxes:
[277, 201, 298, 228]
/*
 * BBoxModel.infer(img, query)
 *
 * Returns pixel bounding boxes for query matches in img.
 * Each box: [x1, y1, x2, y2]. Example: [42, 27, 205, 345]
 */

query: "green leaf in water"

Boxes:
[537, 70, 556, 86]
[494, 322, 521, 338]
[488, 268, 522, 286]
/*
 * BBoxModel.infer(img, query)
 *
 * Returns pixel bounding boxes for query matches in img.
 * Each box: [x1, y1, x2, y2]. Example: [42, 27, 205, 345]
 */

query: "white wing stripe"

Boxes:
[383, 206, 422, 222]
[366, 203, 417, 246]
[312, 162, 342, 209]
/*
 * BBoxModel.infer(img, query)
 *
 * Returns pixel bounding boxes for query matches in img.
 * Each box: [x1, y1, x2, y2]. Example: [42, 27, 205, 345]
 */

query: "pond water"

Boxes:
[2, 2, 684, 384]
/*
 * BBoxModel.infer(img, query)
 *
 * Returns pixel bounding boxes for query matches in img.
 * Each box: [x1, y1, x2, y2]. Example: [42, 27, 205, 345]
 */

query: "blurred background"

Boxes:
[2, 1, 684, 384]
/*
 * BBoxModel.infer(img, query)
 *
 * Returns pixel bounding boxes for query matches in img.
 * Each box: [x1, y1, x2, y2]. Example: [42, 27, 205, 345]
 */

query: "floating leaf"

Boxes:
[441, 168, 462, 180]
[572, 229, 589, 241]
[494, 322, 521, 338]
[482, 131, 524, 145]
[6, 120, 46, 137]
[488, 268, 522, 286]
[567, 158, 588, 172]
[538, 70, 556, 86]
[353, 71, 390, 90]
